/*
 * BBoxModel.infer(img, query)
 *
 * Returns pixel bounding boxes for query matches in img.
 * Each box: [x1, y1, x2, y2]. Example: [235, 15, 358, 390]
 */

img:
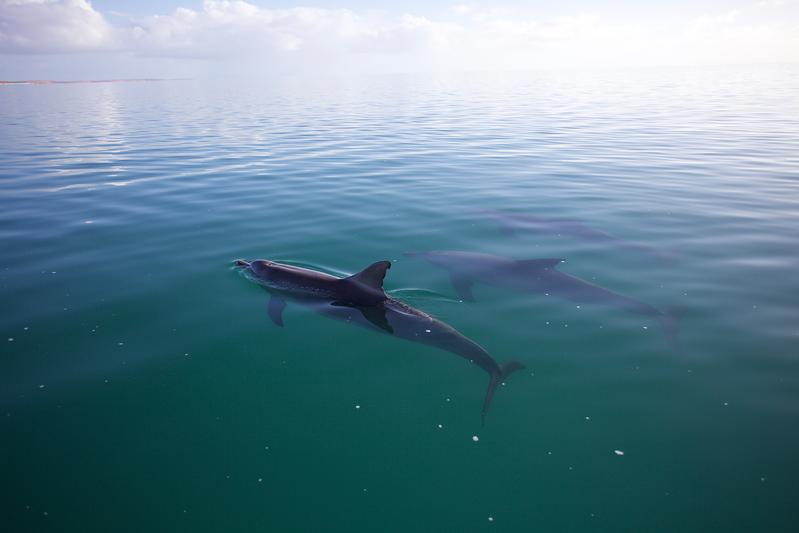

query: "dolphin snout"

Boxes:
[234, 259, 251, 268]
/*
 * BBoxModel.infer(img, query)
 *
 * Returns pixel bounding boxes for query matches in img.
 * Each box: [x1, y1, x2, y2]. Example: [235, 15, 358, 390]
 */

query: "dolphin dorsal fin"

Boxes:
[347, 261, 391, 291]
[516, 258, 564, 271]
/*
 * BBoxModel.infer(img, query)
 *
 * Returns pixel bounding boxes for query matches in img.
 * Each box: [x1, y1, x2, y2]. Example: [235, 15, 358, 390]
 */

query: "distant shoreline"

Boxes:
[0, 78, 191, 86]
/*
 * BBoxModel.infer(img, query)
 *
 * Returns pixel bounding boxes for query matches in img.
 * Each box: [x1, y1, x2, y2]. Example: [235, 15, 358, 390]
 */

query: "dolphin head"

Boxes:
[236, 259, 321, 289]
[234, 258, 276, 280]
[249, 259, 275, 276]
[405, 250, 468, 267]
[404, 251, 509, 278]
[404, 250, 439, 261]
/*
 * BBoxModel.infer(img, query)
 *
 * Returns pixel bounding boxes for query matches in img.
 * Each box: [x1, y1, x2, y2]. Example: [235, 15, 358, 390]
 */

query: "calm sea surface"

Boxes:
[2, 66, 798, 532]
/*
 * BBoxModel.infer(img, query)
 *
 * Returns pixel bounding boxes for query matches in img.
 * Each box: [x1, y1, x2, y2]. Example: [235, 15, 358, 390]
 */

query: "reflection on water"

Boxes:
[1, 66, 798, 532]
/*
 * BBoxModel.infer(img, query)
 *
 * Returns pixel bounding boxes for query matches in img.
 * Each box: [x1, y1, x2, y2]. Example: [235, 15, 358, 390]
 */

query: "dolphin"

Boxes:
[478, 209, 674, 261]
[406, 251, 677, 343]
[234, 258, 524, 424]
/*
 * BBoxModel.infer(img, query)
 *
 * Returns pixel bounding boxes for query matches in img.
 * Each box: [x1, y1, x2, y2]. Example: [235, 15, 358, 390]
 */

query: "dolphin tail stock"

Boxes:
[481, 360, 526, 426]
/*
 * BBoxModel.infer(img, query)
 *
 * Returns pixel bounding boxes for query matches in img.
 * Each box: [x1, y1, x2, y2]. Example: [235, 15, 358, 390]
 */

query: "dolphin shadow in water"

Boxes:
[406, 251, 678, 344]
[477, 209, 677, 262]
[235, 258, 524, 424]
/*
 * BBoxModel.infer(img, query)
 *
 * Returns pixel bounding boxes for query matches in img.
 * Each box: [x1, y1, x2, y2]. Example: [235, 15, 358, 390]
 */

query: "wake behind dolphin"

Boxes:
[235, 258, 524, 424]
[407, 251, 678, 343]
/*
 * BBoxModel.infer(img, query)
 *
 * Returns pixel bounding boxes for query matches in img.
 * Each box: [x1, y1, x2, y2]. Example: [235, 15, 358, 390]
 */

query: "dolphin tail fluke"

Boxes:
[481, 360, 525, 426]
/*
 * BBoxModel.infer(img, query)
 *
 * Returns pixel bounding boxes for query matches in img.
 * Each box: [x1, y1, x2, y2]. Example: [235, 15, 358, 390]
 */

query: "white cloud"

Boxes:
[1, 0, 797, 74]
[0, 0, 115, 53]
[126, 3, 388, 58]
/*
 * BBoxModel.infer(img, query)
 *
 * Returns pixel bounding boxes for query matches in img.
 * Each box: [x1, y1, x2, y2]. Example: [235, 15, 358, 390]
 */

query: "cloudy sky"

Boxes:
[1, 0, 797, 79]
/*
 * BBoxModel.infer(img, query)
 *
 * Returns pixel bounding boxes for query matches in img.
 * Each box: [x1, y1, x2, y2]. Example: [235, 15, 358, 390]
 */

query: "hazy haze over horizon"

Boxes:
[1, 0, 798, 79]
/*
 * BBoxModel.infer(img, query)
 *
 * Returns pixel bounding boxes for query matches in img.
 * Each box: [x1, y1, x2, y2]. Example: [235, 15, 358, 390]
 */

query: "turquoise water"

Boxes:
[2, 66, 798, 532]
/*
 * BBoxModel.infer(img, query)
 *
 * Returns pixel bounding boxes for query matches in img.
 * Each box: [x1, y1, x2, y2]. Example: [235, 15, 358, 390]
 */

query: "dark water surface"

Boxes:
[2, 66, 798, 532]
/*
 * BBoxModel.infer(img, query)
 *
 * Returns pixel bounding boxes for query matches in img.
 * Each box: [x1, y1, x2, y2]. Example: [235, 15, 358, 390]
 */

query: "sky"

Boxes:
[1, 0, 798, 79]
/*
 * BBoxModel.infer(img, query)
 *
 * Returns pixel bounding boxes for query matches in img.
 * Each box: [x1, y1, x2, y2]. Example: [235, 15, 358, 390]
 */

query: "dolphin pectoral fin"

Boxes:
[358, 305, 394, 334]
[450, 275, 476, 302]
[268, 296, 287, 327]
[331, 301, 394, 334]
[482, 360, 525, 426]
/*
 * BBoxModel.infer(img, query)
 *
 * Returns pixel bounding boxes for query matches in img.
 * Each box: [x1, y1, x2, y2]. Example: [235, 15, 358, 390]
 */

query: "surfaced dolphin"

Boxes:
[235, 258, 524, 424]
[406, 251, 677, 343]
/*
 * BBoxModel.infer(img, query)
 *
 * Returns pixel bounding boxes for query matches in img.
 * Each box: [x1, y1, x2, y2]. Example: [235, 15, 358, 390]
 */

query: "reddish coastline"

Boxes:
[0, 78, 188, 85]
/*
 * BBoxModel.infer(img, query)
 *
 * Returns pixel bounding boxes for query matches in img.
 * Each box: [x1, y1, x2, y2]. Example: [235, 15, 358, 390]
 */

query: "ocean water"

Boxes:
[2, 66, 798, 532]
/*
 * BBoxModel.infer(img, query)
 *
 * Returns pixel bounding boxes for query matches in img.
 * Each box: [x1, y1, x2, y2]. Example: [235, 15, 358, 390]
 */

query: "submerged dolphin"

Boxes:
[234, 258, 524, 424]
[478, 210, 673, 260]
[407, 251, 677, 342]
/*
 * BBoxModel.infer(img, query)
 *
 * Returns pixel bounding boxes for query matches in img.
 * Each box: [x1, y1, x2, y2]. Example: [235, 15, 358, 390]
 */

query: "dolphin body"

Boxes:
[407, 251, 677, 342]
[478, 210, 673, 261]
[235, 258, 524, 424]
